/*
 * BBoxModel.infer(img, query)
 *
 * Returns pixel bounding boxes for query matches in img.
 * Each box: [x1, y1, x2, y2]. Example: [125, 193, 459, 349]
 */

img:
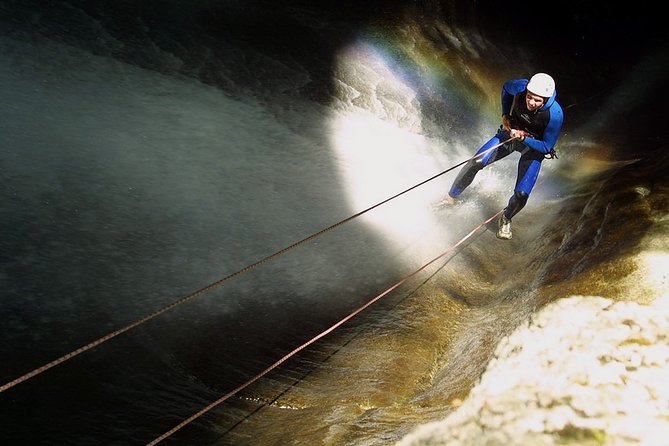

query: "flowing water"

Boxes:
[1, 1, 667, 445]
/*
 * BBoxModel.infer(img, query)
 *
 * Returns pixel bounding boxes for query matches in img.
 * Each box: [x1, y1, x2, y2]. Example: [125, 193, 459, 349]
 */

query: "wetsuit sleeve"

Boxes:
[524, 102, 564, 154]
[501, 79, 528, 115]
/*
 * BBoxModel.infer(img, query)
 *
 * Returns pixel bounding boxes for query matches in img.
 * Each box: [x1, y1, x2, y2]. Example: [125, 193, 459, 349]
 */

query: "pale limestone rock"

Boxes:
[395, 295, 669, 446]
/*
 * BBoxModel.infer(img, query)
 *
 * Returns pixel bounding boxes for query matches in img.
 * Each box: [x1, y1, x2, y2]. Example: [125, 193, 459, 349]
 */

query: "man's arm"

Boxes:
[501, 78, 529, 115]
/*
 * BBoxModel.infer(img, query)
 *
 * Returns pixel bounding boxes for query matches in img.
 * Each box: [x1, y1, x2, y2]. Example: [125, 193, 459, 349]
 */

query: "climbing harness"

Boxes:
[545, 148, 559, 159]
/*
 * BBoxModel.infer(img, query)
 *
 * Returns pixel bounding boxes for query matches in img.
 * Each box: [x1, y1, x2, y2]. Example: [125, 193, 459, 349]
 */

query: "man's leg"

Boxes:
[507, 155, 542, 218]
[497, 155, 542, 239]
[448, 136, 511, 199]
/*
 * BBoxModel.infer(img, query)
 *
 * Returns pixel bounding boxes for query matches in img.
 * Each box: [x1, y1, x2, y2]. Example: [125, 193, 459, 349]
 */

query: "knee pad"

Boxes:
[513, 190, 529, 206]
[506, 191, 529, 219]
[451, 157, 486, 197]
[468, 157, 485, 170]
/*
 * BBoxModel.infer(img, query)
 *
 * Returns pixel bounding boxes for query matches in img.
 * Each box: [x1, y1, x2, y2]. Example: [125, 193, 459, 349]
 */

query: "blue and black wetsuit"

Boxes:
[448, 78, 564, 219]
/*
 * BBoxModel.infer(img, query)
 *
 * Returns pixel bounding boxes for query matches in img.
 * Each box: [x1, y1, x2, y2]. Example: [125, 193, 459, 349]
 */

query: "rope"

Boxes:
[147, 208, 505, 445]
[0, 138, 513, 395]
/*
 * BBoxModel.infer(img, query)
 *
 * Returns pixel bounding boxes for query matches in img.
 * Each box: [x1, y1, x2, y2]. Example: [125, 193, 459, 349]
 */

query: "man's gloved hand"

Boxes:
[510, 129, 529, 141]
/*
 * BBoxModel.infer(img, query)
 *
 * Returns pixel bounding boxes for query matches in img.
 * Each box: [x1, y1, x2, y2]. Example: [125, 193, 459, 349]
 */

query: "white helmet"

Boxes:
[527, 73, 555, 98]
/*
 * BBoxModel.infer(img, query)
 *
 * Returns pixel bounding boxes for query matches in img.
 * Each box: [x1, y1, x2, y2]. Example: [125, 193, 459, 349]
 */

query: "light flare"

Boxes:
[329, 106, 447, 252]
[327, 40, 512, 263]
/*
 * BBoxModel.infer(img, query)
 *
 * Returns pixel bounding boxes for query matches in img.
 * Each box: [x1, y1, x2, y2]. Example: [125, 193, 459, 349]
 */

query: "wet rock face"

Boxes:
[396, 295, 669, 445]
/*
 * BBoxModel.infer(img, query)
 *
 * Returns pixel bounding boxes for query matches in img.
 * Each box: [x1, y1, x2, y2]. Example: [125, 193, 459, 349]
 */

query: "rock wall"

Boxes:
[396, 295, 669, 446]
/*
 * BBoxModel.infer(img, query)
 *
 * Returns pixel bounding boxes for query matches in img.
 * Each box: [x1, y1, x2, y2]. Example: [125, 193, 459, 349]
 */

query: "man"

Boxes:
[436, 73, 564, 239]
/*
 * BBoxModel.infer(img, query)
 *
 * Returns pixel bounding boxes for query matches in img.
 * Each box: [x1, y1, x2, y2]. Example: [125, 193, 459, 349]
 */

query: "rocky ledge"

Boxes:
[396, 295, 669, 446]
